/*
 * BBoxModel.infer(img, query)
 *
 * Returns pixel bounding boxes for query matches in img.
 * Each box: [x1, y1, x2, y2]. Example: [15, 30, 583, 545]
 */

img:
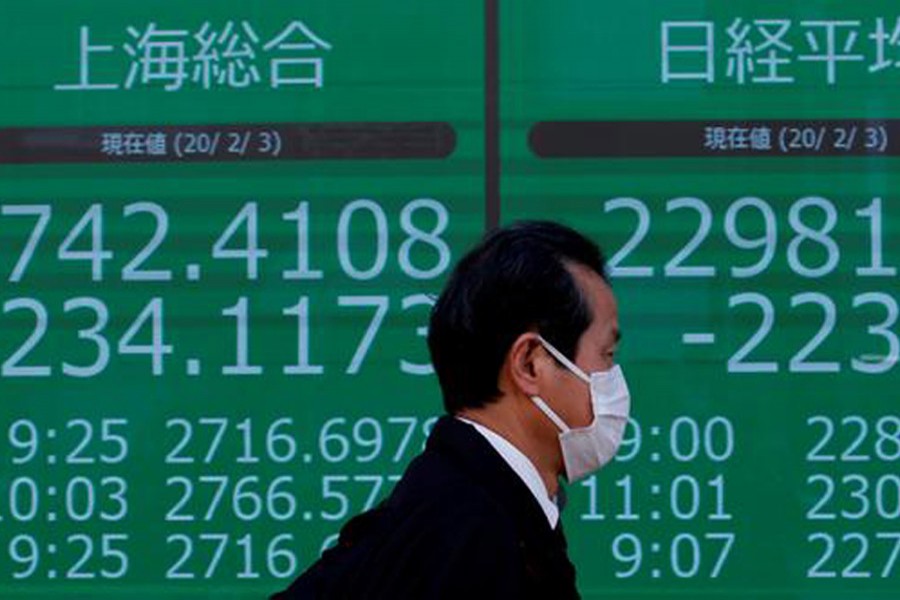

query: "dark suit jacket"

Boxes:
[271, 416, 580, 599]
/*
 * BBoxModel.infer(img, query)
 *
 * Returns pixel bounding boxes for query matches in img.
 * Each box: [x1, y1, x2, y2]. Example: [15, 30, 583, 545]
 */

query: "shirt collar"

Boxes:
[455, 416, 560, 528]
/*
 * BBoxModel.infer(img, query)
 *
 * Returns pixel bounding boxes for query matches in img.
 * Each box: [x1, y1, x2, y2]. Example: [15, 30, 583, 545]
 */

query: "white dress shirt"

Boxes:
[456, 417, 559, 528]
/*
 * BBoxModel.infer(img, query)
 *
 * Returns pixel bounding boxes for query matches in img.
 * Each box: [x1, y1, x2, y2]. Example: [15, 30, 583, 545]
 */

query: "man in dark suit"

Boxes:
[273, 221, 630, 599]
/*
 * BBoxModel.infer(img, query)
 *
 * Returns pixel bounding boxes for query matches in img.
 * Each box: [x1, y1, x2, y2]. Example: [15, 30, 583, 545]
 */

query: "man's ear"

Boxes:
[506, 332, 546, 397]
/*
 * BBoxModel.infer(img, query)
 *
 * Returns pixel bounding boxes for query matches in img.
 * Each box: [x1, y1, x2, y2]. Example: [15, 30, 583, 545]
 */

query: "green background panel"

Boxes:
[1, 1, 484, 597]
[2, 1, 900, 598]
[503, 1, 899, 598]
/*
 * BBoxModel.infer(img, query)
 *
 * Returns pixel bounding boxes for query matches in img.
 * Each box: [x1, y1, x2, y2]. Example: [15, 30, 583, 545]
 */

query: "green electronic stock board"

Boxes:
[0, 2, 483, 597]
[504, 1, 900, 599]
[1, 1, 898, 598]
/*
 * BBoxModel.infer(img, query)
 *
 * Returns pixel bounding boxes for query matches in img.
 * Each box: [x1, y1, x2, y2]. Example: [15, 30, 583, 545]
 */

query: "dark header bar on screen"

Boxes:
[0, 122, 457, 164]
[530, 120, 896, 158]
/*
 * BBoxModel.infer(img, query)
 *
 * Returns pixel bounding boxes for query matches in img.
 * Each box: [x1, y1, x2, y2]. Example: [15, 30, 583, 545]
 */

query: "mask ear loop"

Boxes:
[530, 395, 571, 433]
[536, 335, 591, 384]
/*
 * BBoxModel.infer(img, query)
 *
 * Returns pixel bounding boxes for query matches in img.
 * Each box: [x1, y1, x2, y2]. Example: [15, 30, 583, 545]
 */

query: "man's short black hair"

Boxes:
[427, 220, 608, 414]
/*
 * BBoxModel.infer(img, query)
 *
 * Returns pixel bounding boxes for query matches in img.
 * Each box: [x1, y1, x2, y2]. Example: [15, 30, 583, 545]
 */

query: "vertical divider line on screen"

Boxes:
[485, 0, 500, 231]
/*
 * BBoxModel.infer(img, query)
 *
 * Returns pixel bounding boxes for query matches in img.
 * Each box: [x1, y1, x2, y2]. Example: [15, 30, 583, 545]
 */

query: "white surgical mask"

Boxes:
[530, 335, 631, 482]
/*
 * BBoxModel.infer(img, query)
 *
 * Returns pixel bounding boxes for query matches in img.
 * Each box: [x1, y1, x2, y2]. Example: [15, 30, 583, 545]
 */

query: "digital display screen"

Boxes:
[2, 1, 898, 598]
